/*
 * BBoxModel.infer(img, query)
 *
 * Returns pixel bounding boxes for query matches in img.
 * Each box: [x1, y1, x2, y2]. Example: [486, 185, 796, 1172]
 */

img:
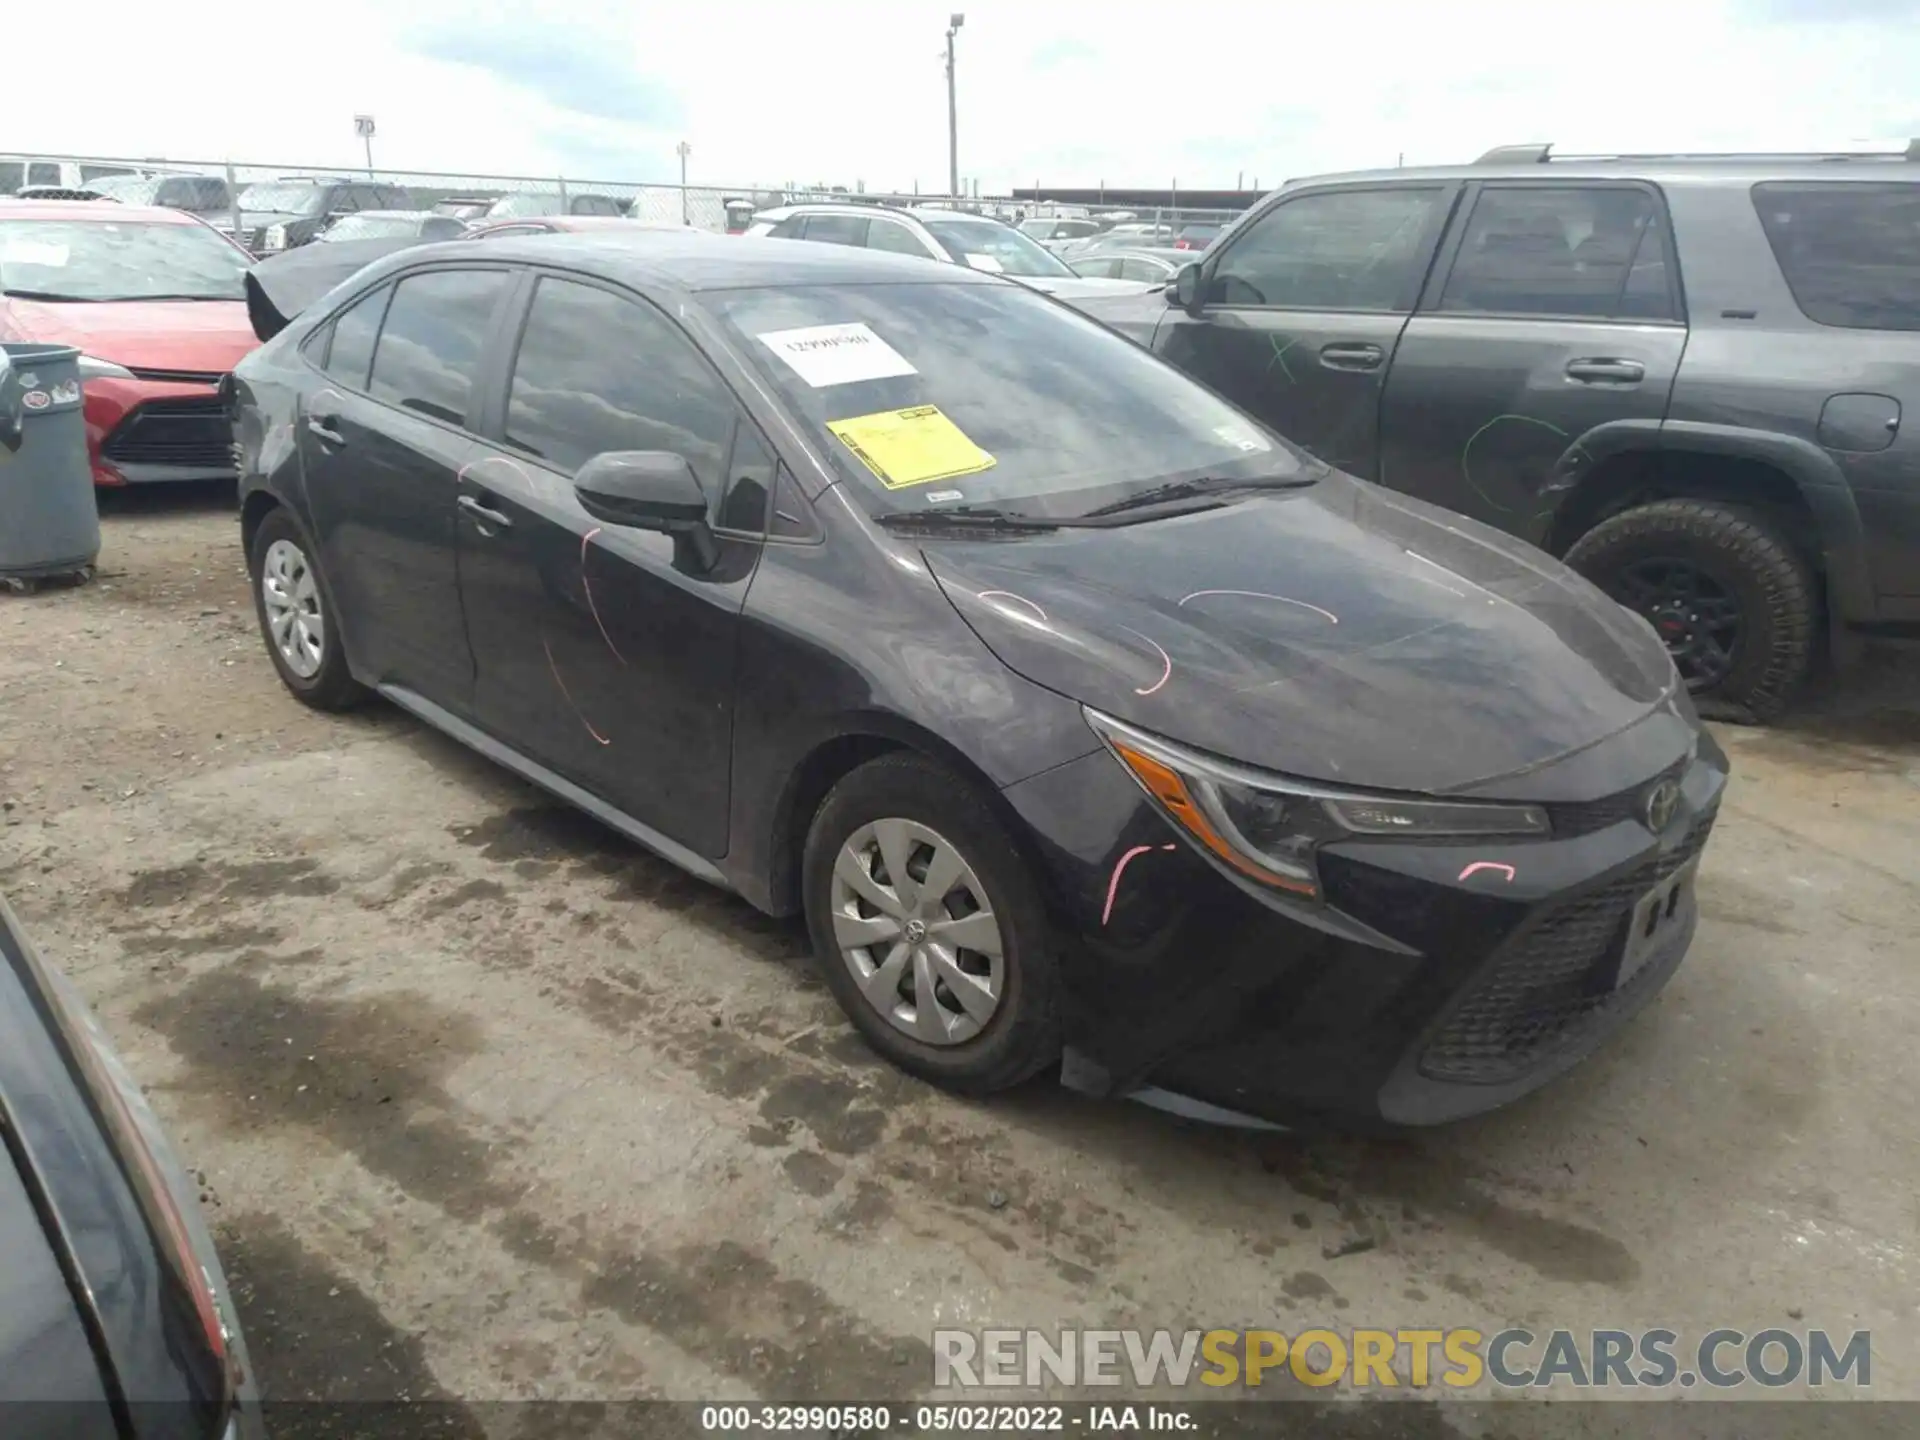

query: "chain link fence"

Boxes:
[4, 153, 1249, 233]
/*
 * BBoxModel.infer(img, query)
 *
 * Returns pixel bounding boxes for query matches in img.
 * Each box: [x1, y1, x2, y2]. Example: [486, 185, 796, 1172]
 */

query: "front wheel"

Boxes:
[1565, 497, 1816, 721]
[801, 753, 1060, 1094]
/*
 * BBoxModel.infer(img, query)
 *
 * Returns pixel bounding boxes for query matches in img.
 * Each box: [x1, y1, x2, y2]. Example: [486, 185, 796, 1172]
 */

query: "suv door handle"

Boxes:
[1565, 358, 1645, 384]
[1319, 342, 1385, 372]
[305, 415, 345, 446]
[457, 494, 513, 530]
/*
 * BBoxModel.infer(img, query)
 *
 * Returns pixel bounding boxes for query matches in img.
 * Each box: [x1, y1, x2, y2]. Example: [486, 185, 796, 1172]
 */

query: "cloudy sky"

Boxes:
[14, 0, 1920, 194]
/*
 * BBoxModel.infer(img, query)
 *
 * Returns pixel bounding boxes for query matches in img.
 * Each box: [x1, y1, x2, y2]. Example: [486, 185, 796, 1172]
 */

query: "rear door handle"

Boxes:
[1319, 342, 1385, 372]
[1565, 358, 1645, 384]
[458, 493, 513, 530]
[305, 415, 345, 446]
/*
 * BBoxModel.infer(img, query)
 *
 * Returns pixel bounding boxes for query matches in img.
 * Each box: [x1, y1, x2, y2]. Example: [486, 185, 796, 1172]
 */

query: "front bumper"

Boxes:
[85, 377, 236, 486]
[1001, 731, 1729, 1127]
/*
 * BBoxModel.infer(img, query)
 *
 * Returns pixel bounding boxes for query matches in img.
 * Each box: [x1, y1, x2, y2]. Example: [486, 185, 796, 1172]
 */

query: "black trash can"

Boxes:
[0, 342, 100, 590]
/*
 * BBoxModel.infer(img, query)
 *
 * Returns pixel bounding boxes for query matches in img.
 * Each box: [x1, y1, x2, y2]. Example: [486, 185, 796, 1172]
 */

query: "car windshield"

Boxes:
[0, 218, 248, 301]
[322, 214, 418, 241]
[489, 193, 562, 218]
[712, 281, 1313, 519]
[920, 219, 1073, 278]
[238, 182, 324, 215]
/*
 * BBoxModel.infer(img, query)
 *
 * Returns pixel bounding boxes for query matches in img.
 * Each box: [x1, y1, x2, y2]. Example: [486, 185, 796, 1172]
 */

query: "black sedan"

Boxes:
[229, 232, 1725, 1128]
[0, 896, 260, 1438]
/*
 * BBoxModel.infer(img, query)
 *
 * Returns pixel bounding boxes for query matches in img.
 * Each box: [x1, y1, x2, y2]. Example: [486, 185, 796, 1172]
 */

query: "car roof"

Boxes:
[1294, 151, 1920, 189]
[400, 228, 999, 293]
[754, 202, 1009, 226]
[350, 210, 439, 220]
[0, 199, 201, 223]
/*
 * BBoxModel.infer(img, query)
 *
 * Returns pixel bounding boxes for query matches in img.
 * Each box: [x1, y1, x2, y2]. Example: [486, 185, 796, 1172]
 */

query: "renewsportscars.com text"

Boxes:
[933, 1327, 1872, 1391]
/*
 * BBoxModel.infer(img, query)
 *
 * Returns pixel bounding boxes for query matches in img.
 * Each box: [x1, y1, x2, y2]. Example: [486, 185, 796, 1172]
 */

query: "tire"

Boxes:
[801, 753, 1060, 1094]
[1565, 498, 1816, 722]
[246, 507, 365, 711]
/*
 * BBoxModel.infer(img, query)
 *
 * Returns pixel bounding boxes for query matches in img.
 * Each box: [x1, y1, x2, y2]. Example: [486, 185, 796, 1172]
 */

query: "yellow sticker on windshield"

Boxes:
[825, 405, 996, 490]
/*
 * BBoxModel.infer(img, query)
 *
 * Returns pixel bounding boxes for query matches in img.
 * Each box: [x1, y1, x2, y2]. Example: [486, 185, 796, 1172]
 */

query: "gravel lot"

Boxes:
[2, 487, 1917, 1431]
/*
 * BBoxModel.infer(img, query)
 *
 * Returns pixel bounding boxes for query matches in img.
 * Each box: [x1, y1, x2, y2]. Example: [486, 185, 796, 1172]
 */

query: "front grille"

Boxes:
[1418, 808, 1716, 1085]
[101, 397, 235, 471]
[126, 367, 226, 386]
[1546, 759, 1687, 839]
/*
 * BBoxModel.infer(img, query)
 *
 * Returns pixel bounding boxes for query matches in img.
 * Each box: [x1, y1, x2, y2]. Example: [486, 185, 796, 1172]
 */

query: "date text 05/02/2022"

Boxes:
[698, 1404, 1197, 1432]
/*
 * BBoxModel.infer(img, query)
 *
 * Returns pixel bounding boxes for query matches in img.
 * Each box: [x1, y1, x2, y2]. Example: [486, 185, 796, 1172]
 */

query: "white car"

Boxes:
[746, 204, 1155, 299]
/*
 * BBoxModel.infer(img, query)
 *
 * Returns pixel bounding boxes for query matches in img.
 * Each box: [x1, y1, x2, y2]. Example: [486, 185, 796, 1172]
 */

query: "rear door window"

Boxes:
[1753, 181, 1920, 330]
[1208, 187, 1443, 311]
[1437, 185, 1676, 320]
[367, 269, 510, 426]
[800, 215, 869, 246]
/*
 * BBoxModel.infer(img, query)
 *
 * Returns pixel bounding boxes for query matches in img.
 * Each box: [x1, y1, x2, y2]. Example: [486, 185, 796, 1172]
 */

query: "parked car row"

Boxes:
[746, 202, 1157, 298]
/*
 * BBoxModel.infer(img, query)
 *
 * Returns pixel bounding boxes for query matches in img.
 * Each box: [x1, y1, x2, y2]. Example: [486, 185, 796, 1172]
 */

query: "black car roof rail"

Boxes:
[1474, 141, 1920, 165]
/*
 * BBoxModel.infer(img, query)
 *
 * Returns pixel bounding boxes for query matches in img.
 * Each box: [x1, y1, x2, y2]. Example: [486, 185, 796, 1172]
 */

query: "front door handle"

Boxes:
[458, 493, 513, 530]
[1565, 357, 1645, 384]
[1319, 342, 1385, 372]
[305, 415, 345, 446]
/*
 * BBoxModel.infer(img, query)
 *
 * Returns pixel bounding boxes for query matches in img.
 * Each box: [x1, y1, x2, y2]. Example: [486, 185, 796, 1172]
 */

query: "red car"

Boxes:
[0, 200, 257, 486]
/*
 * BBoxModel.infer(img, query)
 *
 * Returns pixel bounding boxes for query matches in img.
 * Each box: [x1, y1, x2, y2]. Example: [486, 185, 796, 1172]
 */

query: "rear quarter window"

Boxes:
[1752, 181, 1920, 330]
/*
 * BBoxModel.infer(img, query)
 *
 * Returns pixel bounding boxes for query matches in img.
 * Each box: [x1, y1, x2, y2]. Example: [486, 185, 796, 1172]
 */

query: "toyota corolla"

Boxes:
[228, 232, 1726, 1128]
[0, 199, 256, 487]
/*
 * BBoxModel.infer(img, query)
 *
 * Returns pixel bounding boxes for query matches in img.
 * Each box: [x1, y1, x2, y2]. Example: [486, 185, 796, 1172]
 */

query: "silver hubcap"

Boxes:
[829, 818, 1006, 1046]
[260, 538, 325, 679]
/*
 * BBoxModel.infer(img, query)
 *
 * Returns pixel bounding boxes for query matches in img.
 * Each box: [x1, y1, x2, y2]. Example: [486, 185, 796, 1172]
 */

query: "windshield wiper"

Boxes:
[1075, 474, 1312, 519]
[1, 288, 101, 302]
[874, 505, 1061, 532]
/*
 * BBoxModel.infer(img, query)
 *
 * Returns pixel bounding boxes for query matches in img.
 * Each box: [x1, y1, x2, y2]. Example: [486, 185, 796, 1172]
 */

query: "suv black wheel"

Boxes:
[247, 507, 365, 712]
[1565, 498, 1816, 721]
[801, 753, 1060, 1094]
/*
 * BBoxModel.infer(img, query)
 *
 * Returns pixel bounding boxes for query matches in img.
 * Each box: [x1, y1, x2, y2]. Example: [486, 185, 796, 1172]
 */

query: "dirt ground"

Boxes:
[2, 485, 1918, 1432]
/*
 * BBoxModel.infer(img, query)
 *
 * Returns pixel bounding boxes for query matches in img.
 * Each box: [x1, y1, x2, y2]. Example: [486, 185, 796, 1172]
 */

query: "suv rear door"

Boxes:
[1378, 180, 1687, 541]
[1153, 183, 1454, 477]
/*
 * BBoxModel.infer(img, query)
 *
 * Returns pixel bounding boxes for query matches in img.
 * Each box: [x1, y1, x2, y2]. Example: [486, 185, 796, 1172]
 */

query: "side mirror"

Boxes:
[1172, 262, 1204, 314]
[574, 450, 718, 570]
[0, 353, 22, 456]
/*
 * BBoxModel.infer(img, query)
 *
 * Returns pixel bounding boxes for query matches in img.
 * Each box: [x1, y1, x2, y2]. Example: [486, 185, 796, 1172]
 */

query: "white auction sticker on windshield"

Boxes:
[758, 323, 918, 388]
[963, 254, 1005, 273]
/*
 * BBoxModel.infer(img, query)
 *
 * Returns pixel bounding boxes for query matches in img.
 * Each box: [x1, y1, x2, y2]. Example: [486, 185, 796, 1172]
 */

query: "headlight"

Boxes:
[264, 224, 287, 247]
[75, 354, 134, 381]
[1085, 709, 1549, 900]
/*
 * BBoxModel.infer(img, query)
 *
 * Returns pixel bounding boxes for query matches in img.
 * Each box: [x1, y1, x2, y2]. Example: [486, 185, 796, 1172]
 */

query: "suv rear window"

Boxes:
[1752, 181, 1920, 331]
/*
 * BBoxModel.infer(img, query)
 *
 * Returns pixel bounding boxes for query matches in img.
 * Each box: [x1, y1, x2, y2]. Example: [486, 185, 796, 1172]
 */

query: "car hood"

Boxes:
[1014, 275, 1158, 299]
[924, 470, 1677, 794]
[211, 209, 309, 228]
[1, 298, 257, 372]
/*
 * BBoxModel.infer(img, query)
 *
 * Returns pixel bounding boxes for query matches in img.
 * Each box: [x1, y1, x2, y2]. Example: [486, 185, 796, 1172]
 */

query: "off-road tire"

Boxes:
[1566, 497, 1816, 722]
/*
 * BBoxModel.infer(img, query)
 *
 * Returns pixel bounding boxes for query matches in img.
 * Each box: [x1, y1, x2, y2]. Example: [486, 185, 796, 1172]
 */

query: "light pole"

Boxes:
[676, 141, 692, 224]
[945, 13, 964, 199]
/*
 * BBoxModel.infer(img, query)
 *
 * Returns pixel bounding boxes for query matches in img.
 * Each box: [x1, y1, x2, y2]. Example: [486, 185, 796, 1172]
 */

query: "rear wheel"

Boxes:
[247, 507, 364, 711]
[801, 753, 1060, 1093]
[1565, 497, 1816, 721]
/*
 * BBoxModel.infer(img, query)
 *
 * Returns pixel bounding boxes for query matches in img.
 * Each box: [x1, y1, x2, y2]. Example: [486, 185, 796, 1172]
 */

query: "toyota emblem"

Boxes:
[1643, 778, 1681, 833]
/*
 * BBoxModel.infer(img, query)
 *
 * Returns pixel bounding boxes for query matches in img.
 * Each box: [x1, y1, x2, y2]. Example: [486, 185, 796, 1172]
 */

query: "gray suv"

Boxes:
[1075, 141, 1920, 718]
